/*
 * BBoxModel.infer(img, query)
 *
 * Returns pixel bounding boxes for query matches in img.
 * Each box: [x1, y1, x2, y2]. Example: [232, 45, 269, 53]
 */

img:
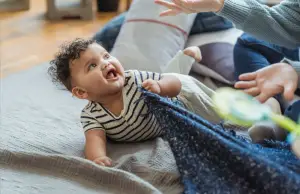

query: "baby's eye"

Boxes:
[88, 63, 97, 71]
[103, 53, 111, 59]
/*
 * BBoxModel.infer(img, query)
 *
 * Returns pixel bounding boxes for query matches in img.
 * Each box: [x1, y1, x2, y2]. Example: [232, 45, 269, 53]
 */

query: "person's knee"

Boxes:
[237, 33, 258, 46]
[234, 33, 261, 58]
[236, 33, 274, 50]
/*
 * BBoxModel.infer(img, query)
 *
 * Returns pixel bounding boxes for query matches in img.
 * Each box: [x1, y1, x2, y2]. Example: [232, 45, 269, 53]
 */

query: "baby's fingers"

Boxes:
[103, 160, 112, 167]
[142, 81, 150, 89]
[95, 160, 106, 166]
[142, 79, 153, 87]
[94, 158, 112, 167]
[105, 157, 113, 165]
[148, 88, 156, 93]
[143, 85, 151, 91]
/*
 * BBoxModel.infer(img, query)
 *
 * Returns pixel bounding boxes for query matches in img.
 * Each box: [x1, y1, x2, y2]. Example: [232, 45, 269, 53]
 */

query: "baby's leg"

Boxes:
[183, 46, 202, 62]
[248, 97, 288, 143]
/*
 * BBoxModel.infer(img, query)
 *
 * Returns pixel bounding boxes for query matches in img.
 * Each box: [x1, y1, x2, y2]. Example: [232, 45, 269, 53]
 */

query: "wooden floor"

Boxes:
[0, 0, 127, 78]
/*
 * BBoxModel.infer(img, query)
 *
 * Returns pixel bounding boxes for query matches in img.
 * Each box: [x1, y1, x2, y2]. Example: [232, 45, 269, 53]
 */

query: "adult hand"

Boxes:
[235, 63, 298, 103]
[154, 0, 225, 16]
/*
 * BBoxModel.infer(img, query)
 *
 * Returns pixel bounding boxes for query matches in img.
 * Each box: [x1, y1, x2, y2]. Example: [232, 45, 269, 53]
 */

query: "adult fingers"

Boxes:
[173, 0, 188, 7]
[244, 87, 260, 97]
[283, 81, 297, 101]
[155, 0, 182, 10]
[160, 9, 182, 16]
[234, 80, 257, 89]
[239, 72, 257, 81]
[172, 0, 195, 13]
[256, 92, 270, 104]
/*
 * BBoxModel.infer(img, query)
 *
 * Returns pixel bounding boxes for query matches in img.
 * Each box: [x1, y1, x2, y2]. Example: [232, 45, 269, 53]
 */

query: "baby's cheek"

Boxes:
[114, 60, 124, 72]
[87, 76, 104, 89]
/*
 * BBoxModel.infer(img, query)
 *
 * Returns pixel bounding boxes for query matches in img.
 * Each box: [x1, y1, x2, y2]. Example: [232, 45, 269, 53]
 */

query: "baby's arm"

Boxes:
[158, 75, 182, 97]
[85, 129, 112, 166]
[142, 46, 201, 97]
[142, 75, 182, 97]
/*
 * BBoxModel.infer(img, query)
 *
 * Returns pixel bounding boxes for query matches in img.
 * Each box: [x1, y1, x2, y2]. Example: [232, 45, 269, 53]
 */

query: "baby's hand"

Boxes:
[93, 156, 112, 167]
[142, 79, 161, 94]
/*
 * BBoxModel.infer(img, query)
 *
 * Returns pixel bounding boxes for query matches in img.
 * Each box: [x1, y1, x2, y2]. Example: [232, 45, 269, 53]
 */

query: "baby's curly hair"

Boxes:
[48, 38, 95, 91]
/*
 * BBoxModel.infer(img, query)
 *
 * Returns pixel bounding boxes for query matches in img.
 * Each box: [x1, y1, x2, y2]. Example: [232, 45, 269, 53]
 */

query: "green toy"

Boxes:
[212, 87, 300, 139]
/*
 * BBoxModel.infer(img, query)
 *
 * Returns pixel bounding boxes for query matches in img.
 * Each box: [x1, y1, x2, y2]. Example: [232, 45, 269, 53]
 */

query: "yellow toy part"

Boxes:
[212, 87, 300, 137]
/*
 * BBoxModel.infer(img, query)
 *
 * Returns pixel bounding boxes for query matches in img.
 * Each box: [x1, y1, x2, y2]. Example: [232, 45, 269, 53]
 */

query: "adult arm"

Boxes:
[155, 0, 300, 48]
[218, 0, 300, 49]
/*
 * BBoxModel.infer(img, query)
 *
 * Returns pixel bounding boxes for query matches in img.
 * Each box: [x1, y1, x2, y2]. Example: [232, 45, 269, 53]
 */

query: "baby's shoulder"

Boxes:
[81, 101, 103, 116]
[124, 69, 154, 83]
[124, 70, 138, 85]
[124, 69, 138, 78]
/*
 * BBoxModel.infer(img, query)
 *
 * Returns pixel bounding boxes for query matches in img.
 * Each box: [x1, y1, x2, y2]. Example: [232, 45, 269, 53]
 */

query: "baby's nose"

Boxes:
[100, 63, 108, 71]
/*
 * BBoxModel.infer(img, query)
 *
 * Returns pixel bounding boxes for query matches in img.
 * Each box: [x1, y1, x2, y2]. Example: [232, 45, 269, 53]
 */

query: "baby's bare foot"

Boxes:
[183, 46, 202, 62]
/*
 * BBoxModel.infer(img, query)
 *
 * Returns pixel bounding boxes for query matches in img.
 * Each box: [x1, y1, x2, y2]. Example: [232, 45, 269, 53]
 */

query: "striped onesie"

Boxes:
[80, 70, 168, 142]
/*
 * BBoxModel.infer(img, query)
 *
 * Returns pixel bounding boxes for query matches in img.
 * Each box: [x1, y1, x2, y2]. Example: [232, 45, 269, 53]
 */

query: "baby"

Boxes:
[48, 38, 222, 166]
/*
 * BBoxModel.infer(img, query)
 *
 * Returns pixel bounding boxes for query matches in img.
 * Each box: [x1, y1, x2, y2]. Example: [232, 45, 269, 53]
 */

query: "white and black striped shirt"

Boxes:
[80, 70, 163, 142]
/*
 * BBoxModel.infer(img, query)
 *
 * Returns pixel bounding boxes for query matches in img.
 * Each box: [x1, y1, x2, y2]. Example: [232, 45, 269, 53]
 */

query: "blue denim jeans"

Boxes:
[234, 33, 300, 122]
[234, 33, 299, 80]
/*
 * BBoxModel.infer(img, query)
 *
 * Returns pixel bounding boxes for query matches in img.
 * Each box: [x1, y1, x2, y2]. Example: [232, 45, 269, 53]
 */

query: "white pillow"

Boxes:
[185, 28, 243, 47]
[110, 0, 196, 73]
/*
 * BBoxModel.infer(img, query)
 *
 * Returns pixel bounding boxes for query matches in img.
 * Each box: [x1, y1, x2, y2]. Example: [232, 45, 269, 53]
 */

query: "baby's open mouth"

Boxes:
[106, 69, 117, 79]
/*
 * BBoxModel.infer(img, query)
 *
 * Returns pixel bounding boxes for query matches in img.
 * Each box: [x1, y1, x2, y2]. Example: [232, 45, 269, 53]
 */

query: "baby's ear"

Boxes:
[72, 87, 88, 99]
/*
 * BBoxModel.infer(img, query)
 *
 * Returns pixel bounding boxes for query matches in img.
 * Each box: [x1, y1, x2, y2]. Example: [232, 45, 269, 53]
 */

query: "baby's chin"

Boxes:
[117, 74, 125, 85]
[105, 83, 124, 97]
[108, 76, 125, 89]
[118, 78, 125, 89]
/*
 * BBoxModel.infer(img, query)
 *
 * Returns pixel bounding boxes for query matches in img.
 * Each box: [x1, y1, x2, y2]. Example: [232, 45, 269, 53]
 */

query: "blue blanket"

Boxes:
[142, 91, 300, 194]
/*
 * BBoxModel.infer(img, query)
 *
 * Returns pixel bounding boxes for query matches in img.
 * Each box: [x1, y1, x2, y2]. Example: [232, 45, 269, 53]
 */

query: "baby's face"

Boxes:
[70, 43, 125, 101]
